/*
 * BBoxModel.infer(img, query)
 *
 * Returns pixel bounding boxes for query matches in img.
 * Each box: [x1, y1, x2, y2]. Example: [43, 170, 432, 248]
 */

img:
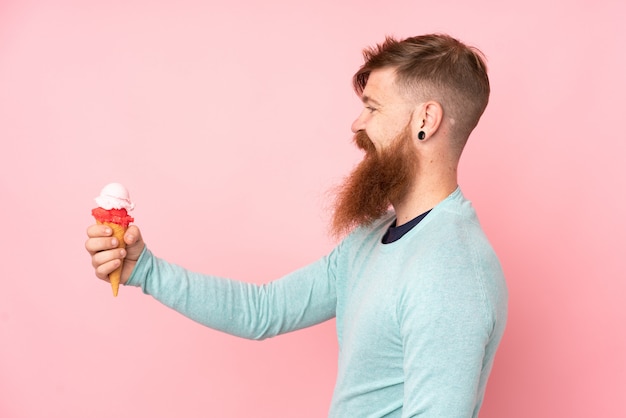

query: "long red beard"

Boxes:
[330, 127, 418, 238]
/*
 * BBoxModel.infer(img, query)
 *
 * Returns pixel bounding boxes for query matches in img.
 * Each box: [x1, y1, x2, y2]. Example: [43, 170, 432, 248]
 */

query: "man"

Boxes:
[86, 33, 508, 417]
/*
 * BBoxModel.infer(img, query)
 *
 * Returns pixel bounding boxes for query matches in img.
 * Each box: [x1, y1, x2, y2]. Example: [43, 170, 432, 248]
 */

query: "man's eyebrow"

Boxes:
[362, 95, 382, 107]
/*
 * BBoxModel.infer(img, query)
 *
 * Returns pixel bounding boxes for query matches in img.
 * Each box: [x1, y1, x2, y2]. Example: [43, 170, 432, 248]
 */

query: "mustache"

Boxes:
[353, 131, 376, 153]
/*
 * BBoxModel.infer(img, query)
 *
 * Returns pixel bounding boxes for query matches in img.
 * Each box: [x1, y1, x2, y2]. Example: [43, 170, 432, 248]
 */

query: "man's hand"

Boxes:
[85, 224, 145, 285]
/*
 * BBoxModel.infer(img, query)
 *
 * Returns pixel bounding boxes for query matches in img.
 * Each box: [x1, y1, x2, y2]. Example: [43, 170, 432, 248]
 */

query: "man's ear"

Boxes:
[412, 101, 443, 141]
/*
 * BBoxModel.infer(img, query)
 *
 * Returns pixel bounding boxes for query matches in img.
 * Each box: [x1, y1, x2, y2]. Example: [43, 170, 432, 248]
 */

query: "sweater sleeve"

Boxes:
[397, 254, 500, 417]
[125, 246, 338, 340]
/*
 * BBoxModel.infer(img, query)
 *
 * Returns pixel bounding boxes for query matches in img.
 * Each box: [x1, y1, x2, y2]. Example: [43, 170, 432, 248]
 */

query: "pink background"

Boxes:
[1, 1, 624, 417]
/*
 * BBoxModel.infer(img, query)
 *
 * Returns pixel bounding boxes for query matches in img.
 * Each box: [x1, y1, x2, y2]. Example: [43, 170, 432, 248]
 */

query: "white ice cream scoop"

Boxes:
[95, 182, 135, 211]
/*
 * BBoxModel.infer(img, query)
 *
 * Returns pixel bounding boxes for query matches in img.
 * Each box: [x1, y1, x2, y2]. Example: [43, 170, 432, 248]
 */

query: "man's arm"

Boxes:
[397, 268, 500, 417]
[126, 247, 338, 339]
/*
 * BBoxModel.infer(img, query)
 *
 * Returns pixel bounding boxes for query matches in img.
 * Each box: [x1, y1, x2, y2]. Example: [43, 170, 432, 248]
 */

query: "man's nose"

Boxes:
[351, 113, 366, 133]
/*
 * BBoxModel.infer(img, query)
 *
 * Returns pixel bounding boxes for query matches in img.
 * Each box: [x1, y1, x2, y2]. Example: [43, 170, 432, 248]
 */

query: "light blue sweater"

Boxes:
[127, 187, 508, 417]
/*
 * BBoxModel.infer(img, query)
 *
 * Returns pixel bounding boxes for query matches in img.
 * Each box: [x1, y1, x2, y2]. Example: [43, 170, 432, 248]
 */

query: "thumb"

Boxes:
[123, 225, 145, 261]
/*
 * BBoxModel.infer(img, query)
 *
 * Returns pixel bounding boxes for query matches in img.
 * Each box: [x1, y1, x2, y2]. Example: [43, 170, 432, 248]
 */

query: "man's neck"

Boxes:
[392, 173, 458, 226]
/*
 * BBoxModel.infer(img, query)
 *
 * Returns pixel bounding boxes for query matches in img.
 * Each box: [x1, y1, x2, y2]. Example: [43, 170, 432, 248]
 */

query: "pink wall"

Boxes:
[1, 1, 624, 417]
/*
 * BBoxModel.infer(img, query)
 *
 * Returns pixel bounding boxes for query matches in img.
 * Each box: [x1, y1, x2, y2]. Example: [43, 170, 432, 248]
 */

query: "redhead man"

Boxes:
[86, 33, 508, 417]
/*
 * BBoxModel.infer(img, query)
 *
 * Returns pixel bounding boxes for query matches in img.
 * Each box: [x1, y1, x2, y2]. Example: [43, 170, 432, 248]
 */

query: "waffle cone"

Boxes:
[97, 221, 127, 297]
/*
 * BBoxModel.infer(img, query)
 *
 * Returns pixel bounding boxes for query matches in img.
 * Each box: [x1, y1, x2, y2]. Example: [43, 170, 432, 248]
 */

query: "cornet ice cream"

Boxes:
[92, 183, 135, 297]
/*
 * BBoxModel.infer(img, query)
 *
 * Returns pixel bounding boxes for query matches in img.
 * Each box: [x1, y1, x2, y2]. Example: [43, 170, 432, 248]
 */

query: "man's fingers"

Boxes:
[90, 245, 126, 267]
[91, 246, 127, 280]
[84, 236, 119, 255]
[86, 223, 112, 238]
[85, 224, 116, 255]
[85, 223, 131, 255]
[94, 258, 122, 282]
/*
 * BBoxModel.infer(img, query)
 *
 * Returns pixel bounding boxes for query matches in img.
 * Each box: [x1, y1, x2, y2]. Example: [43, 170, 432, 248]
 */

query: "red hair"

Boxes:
[353, 34, 490, 149]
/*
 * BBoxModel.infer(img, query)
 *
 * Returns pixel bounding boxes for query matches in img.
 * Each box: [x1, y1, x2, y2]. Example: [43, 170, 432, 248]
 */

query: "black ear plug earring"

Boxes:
[418, 131, 426, 140]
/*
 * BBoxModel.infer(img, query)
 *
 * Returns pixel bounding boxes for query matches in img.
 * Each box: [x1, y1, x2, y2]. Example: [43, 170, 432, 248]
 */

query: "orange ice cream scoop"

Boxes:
[92, 183, 135, 297]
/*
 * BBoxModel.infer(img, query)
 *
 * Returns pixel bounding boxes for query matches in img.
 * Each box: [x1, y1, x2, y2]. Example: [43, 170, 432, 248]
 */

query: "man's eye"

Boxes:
[366, 106, 377, 113]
